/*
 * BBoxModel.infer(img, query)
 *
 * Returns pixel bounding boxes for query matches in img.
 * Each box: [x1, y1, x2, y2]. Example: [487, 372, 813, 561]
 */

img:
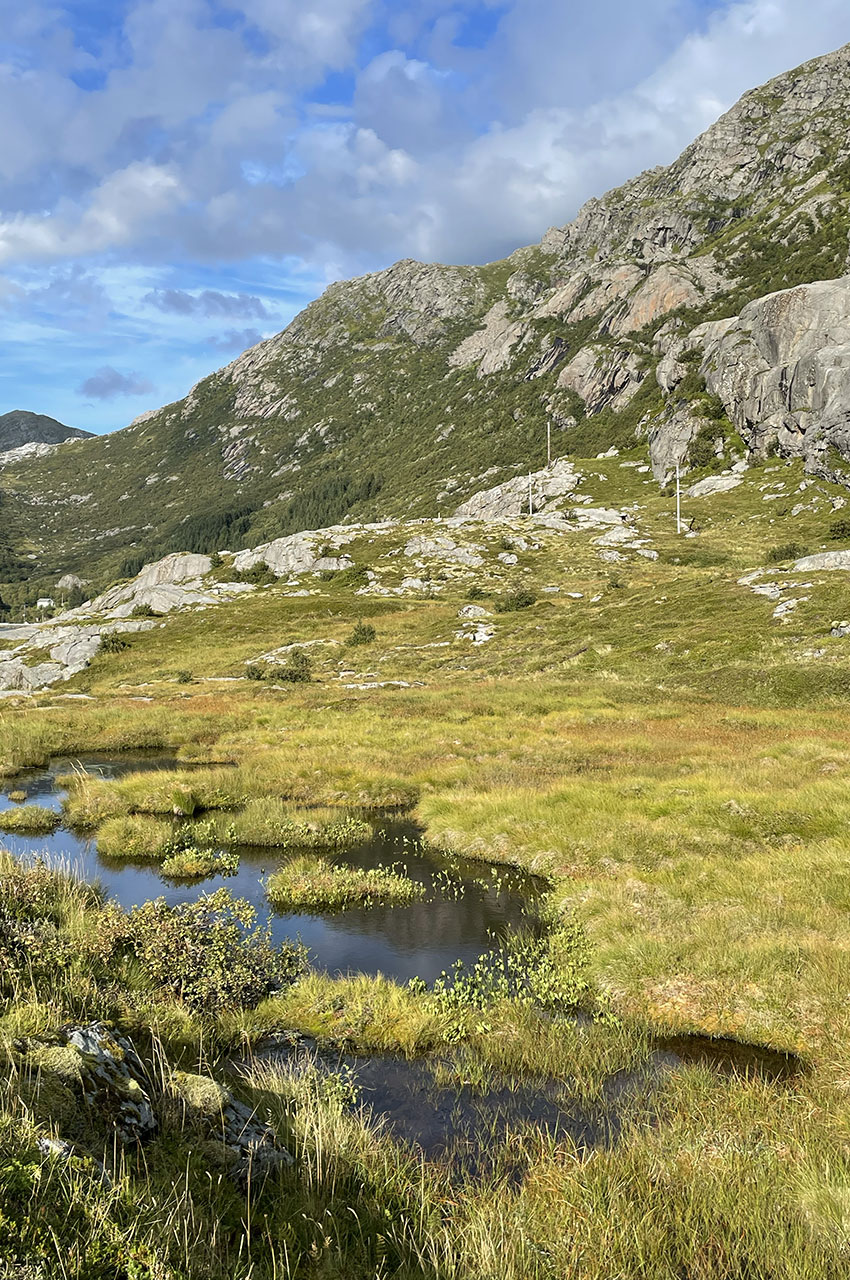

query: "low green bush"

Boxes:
[99, 632, 129, 654]
[494, 587, 536, 613]
[766, 542, 809, 564]
[267, 649, 312, 683]
[346, 620, 376, 646]
[125, 889, 306, 1010]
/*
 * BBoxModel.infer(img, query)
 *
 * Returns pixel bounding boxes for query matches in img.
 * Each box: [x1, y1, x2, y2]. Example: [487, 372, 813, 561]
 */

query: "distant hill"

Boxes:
[0, 410, 92, 453]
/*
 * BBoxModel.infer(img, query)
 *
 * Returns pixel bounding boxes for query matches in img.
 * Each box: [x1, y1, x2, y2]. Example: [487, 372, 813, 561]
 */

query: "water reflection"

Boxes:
[0, 755, 544, 984]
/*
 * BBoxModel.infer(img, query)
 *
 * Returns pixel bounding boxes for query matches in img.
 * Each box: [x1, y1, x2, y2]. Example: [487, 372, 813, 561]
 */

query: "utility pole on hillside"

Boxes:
[676, 463, 682, 534]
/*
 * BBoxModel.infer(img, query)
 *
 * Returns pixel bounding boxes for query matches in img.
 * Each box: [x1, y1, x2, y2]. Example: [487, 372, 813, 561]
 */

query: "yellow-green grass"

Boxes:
[0, 805, 59, 835]
[95, 813, 173, 860]
[160, 848, 239, 880]
[215, 798, 372, 848]
[266, 854, 423, 912]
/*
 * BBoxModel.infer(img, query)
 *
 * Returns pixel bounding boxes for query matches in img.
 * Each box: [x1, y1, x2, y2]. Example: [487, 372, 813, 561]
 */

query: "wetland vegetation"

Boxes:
[5, 454, 850, 1277]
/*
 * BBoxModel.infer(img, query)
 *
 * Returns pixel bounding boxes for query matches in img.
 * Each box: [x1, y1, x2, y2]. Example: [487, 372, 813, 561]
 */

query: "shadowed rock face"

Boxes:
[0, 410, 92, 452]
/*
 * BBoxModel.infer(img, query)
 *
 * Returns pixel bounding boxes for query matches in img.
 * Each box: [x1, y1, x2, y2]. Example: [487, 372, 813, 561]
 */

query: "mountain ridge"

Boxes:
[2, 41, 850, 602]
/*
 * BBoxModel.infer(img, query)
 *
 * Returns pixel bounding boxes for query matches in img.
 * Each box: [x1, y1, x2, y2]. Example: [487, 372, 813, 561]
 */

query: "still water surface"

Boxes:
[0, 754, 543, 984]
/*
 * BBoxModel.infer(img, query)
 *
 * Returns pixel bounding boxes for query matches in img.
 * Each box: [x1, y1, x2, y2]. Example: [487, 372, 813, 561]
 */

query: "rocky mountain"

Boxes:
[2, 42, 850, 595]
[0, 410, 91, 459]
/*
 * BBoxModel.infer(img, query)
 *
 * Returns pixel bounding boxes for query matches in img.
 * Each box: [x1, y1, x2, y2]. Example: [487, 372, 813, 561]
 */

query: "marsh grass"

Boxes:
[0, 804, 60, 835]
[160, 847, 239, 880]
[8, 466, 850, 1272]
[95, 813, 173, 859]
[216, 798, 372, 849]
[266, 854, 424, 912]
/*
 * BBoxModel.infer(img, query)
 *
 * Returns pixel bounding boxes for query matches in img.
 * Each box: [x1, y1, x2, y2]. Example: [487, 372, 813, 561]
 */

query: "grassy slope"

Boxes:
[6, 459, 850, 1274]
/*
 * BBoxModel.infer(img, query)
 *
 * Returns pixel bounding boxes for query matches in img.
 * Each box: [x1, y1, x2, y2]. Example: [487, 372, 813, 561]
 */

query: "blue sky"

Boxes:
[0, 0, 848, 433]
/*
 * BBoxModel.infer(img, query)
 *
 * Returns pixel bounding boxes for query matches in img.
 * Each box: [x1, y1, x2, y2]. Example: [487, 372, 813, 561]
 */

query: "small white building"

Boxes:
[36, 597, 55, 610]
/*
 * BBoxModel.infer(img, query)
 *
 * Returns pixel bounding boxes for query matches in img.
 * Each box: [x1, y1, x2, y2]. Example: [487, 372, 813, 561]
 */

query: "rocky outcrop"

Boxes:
[606, 263, 708, 337]
[232, 527, 361, 576]
[453, 459, 580, 519]
[449, 300, 530, 375]
[686, 473, 744, 498]
[78, 552, 255, 618]
[648, 405, 701, 483]
[794, 550, 850, 570]
[403, 533, 483, 566]
[664, 277, 850, 478]
[557, 345, 646, 414]
[0, 619, 156, 691]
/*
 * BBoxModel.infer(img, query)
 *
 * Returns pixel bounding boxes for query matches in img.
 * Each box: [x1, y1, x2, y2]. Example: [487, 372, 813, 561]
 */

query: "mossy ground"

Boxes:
[3, 459, 850, 1274]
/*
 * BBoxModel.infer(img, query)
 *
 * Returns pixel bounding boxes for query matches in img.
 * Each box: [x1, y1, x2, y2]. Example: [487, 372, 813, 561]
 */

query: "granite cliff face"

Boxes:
[3, 43, 850, 585]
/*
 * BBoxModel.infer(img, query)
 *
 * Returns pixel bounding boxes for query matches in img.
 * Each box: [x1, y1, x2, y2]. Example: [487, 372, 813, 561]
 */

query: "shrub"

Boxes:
[829, 518, 850, 542]
[334, 564, 371, 588]
[130, 602, 157, 618]
[236, 562, 276, 585]
[245, 663, 265, 681]
[0, 806, 60, 836]
[495, 587, 537, 613]
[346, 620, 376, 646]
[209, 550, 223, 569]
[467, 584, 489, 601]
[175, 669, 193, 684]
[99, 632, 129, 654]
[128, 888, 306, 1010]
[268, 649, 312, 683]
[766, 542, 809, 564]
[118, 554, 145, 579]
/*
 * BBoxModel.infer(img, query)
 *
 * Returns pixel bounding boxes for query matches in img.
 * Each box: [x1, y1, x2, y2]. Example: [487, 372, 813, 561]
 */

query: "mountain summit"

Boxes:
[0, 410, 92, 454]
[3, 42, 850, 582]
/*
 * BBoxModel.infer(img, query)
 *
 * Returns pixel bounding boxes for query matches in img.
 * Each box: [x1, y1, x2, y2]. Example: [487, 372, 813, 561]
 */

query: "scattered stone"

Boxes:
[686, 474, 743, 498]
[794, 550, 850, 571]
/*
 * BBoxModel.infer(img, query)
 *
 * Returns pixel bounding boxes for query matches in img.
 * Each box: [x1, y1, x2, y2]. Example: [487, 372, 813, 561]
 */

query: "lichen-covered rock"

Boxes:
[448, 299, 530, 376]
[16, 1023, 156, 1144]
[670, 277, 850, 480]
[556, 345, 646, 414]
[170, 1070, 294, 1185]
[453, 459, 580, 520]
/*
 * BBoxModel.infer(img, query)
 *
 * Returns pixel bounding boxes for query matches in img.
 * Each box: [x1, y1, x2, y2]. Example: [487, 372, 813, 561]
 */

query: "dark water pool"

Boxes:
[0, 755, 544, 984]
[244, 1033, 671, 1175]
